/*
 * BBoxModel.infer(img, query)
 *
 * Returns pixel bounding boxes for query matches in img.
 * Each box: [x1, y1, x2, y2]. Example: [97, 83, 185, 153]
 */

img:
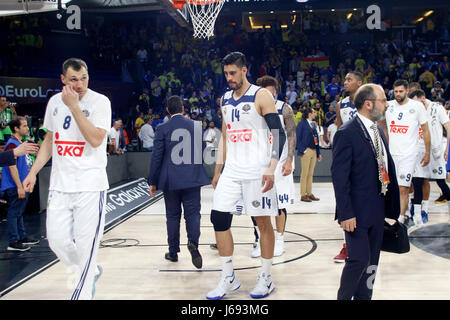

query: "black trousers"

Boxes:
[163, 187, 202, 254]
[337, 220, 384, 300]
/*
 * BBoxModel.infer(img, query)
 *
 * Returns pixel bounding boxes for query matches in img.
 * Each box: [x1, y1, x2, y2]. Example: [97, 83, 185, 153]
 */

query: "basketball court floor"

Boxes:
[1, 182, 449, 300]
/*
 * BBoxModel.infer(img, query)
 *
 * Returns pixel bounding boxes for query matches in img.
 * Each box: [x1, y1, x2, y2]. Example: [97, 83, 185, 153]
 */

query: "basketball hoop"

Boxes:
[172, 0, 225, 39]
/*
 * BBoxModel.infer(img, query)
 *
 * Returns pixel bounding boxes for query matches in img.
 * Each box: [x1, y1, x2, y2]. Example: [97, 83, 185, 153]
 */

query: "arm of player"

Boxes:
[281, 104, 296, 176]
[9, 165, 25, 199]
[420, 122, 431, 167]
[61, 86, 107, 148]
[335, 102, 343, 128]
[23, 131, 53, 193]
[212, 105, 227, 189]
[444, 121, 450, 161]
[256, 88, 286, 192]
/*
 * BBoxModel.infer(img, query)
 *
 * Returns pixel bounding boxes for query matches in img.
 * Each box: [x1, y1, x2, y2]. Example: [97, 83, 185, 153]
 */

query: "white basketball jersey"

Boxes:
[339, 96, 357, 124]
[43, 89, 112, 192]
[221, 85, 272, 180]
[418, 102, 449, 155]
[385, 98, 427, 157]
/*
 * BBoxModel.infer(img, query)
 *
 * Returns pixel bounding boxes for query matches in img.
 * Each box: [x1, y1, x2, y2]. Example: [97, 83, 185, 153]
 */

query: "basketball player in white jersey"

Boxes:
[409, 89, 450, 226]
[335, 71, 363, 128]
[206, 52, 286, 300]
[382, 79, 430, 225]
[334, 71, 363, 263]
[248, 75, 296, 258]
[23, 58, 111, 300]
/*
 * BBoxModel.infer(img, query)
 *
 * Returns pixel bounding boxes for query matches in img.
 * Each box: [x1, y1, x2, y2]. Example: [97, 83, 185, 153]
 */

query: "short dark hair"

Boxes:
[8, 116, 25, 133]
[354, 85, 377, 110]
[167, 95, 184, 115]
[222, 52, 247, 68]
[393, 79, 408, 89]
[62, 58, 88, 75]
[408, 89, 425, 99]
[347, 71, 363, 82]
[256, 75, 278, 88]
[302, 107, 314, 120]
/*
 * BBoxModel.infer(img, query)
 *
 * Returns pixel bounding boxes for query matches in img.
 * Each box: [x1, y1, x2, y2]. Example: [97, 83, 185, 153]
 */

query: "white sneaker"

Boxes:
[206, 272, 241, 300]
[273, 238, 284, 257]
[250, 272, 275, 299]
[251, 241, 261, 258]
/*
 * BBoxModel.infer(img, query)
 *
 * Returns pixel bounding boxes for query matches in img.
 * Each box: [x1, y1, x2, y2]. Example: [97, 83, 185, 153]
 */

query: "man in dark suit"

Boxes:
[148, 95, 210, 269]
[296, 107, 322, 202]
[331, 84, 400, 300]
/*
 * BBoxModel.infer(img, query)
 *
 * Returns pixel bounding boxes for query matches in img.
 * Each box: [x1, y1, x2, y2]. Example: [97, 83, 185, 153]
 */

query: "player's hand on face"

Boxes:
[420, 152, 430, 167]
[149, 185, 157, 198]
[341, 217, 357, 232]
[261, 170, 275, 193]
[23, 174, 36, 193]
[281, 158, 293, 176]
[62, 85, 79, 110]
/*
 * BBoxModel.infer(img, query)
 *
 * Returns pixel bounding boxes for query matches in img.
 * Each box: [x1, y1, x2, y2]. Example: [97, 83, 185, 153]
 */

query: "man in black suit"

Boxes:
[331, 84, 400, 300]
[148, 95, 210, 269]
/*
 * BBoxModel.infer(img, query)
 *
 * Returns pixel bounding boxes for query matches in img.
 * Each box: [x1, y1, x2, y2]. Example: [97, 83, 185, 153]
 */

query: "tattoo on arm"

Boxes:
[282, 104, 297, 160]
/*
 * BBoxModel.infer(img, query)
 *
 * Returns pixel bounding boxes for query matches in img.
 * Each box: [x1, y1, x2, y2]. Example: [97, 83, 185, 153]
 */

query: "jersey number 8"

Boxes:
[63, 115, 72, 129]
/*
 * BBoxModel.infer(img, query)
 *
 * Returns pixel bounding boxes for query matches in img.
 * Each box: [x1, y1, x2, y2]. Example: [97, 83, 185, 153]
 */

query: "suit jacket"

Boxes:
[147, 114, 210, 191]
[296, 119, 320, 157]
[0, 150, 16, 167]
[331, 116, 400, 227]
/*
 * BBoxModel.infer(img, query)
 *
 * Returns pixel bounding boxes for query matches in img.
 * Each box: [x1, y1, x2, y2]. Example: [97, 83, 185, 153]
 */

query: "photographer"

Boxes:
[0, 96, 17, 143]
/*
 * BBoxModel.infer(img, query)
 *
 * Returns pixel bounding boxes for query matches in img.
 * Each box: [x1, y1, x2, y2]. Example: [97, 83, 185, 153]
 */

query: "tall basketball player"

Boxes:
[23, 58, 111, 300]
[250, 75, 296, 258]
[382, 79, 430, 225]
[334, 71, 363, 263]
[206, 52, 286, 300]
[409, 89, 450, 226]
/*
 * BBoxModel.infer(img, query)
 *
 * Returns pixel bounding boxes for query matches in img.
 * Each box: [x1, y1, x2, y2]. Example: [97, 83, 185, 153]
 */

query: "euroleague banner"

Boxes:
[104, 178, 161, 229]
[300, 56, 330, 70]
[0, 77, 62, 104]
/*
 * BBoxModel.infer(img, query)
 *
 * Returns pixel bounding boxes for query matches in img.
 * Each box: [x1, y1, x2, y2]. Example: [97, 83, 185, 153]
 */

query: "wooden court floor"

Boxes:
[2, 183, 450, 300]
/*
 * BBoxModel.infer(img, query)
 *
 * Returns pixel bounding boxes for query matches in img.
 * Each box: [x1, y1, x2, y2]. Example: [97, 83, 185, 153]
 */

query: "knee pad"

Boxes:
[210, 210, 233, 232]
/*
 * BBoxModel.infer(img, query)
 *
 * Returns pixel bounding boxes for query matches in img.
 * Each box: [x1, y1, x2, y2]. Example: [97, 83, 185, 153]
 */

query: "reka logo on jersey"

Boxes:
[228, 129, 252, 143]
[389, 121, 409, 134]
[54, 132, 85, 157]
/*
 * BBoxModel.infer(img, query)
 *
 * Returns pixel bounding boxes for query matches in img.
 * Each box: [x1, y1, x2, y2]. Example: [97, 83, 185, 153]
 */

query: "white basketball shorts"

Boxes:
[212, 173, 278, 217]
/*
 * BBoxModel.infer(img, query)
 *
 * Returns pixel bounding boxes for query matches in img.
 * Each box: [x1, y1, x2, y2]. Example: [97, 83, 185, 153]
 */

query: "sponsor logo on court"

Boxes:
[389, 121, 409, 134]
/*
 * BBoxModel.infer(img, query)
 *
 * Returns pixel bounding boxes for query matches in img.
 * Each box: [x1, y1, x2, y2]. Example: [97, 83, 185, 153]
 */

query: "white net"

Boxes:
[185, 0, 225, 39]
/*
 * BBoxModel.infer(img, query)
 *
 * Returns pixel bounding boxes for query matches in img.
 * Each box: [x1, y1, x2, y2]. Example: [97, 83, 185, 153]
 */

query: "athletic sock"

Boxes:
[261, 257, 273, 277]
[421, 200, 429, 212]
[275, 231, 284, 240]
[414, 205, 422, 218]
[220, 256, 233, 277]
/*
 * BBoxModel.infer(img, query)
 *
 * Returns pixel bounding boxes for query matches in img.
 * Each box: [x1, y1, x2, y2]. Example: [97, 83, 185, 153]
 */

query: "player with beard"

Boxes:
[206, 52, 286, 300]
[333, 71, 363, 263]
[382, 79, 430, 225]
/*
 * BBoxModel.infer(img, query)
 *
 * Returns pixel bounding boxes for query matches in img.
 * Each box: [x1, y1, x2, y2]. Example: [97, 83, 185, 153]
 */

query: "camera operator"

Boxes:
[0, 96, 17, 144]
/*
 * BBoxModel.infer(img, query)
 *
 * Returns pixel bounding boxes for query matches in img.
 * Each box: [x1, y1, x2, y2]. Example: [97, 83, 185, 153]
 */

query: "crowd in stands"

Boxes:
[1, 11, 450, 151]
